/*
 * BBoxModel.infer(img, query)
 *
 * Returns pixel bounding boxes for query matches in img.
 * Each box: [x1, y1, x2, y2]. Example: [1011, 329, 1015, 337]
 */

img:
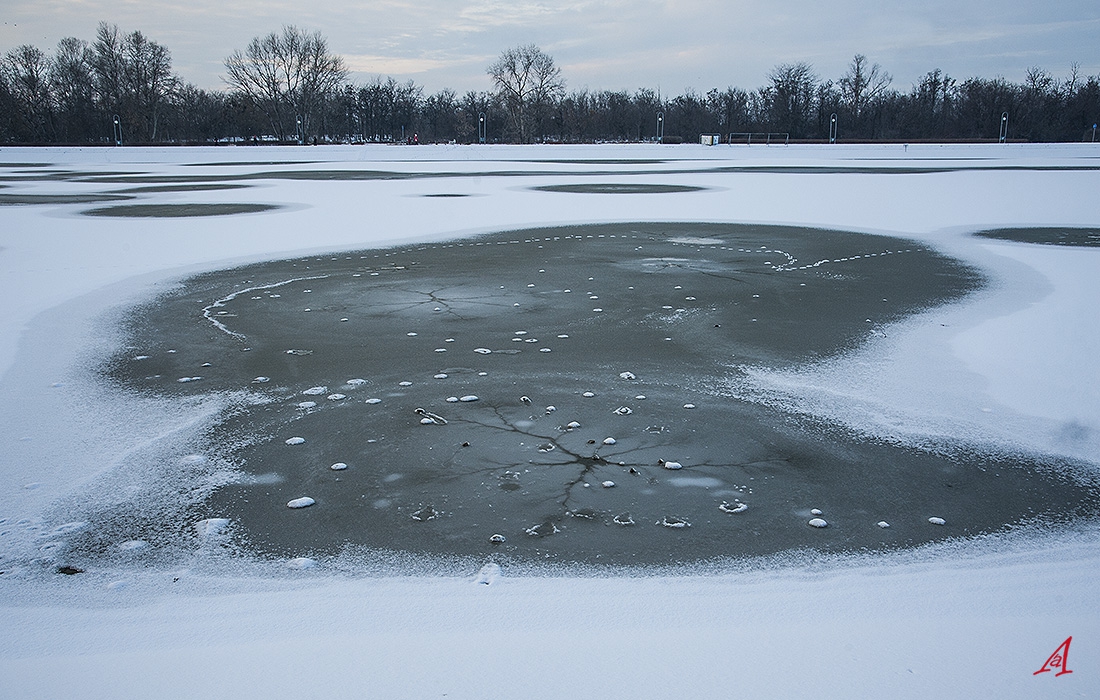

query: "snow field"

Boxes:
[0, 143, 1098, 697]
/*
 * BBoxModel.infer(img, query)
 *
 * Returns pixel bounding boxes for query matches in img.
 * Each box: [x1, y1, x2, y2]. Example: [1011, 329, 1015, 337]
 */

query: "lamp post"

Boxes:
[656, 112, 664, 143]
[478, 113, 486, 144]
[829, 113, 837, 144]
[112, 115, 122, 146]
[999, 112, 1009, 144]
[296, 115, 303, 145]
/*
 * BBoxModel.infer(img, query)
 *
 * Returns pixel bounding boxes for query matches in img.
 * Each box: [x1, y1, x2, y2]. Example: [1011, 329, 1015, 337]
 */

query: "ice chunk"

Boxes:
[287, 497, 316, 509]
[194, 518, 230, 537]
[329, 462, 348, 471]
[658, 516, 690, 528]
[928, 517, 946, 526]
[285, 437, 306, 445]
[475, 562, 501, 585]
[808, 518, 828, 528]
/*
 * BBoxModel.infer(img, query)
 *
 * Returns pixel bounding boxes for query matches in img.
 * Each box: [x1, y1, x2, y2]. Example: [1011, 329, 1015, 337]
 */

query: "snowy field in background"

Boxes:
[0, 143, 1097, 698]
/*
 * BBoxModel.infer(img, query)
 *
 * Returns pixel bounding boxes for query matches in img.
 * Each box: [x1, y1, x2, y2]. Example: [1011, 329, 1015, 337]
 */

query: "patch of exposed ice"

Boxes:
[667, 476, 721, 488]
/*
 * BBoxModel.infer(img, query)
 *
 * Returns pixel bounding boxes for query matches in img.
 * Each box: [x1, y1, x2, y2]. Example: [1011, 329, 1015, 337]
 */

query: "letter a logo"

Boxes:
[1033, 636, 1073, 677]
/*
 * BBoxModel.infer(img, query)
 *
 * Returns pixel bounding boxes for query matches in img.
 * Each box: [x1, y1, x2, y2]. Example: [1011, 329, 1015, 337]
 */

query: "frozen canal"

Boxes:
[0, 144, 1098, 697]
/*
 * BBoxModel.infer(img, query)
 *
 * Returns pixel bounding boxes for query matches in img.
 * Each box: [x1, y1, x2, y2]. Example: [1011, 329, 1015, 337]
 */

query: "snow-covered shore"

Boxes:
[0, 143, 1097, 698]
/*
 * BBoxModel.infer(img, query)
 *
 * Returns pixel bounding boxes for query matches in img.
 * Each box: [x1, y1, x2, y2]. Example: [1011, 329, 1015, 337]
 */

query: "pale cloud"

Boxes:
[1, 0, 1097, 94]
[344, 53, 487, 76]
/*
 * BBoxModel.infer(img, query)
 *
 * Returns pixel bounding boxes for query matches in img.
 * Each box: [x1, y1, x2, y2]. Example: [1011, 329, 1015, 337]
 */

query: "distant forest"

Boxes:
[2, 23, 1098, 145]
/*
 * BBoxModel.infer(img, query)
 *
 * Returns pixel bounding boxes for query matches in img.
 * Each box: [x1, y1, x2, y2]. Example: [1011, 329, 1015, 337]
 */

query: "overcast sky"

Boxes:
[2, 0, 1098, 95]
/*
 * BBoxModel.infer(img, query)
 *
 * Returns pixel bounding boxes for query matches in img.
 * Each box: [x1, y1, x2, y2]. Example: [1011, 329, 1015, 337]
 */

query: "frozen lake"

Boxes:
[1, 143, 1098, 697]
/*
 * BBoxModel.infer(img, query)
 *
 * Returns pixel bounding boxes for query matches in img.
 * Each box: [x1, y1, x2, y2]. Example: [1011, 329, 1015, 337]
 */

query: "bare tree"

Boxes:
[764, 62, 818, 137]
[839, 54, 892, 120]
[224, 26, 347, 142]
[487, 44, 564, 142]
[123, 31, 177, 140]
[90, 23, 179, 142]
[51, 37, 97, 141]
[2, 45, 55, 141]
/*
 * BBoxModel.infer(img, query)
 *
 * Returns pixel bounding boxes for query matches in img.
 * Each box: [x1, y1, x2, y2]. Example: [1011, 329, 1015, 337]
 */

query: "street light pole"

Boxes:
[656, 112, 664, 143]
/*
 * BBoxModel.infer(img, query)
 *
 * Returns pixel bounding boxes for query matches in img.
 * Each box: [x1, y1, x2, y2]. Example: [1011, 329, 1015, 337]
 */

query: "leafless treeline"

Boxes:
[2, 25, 1097, 145]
